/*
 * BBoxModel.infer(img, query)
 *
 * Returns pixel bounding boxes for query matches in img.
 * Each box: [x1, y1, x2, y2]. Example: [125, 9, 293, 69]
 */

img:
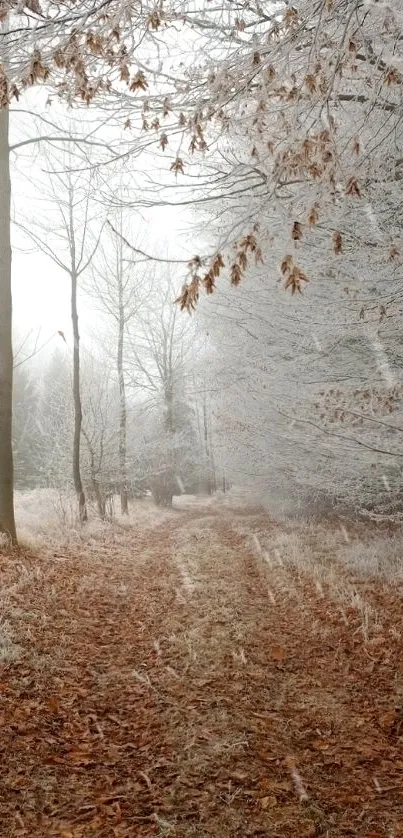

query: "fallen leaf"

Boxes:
[66, 749, 94, 765]
[45, 754, 66, 765]
[311, 738, 330, 751]
[260, 795, 277, 809]
[230, 771, 248, 782]
[379, 709, 398, 730]
[270, 646, 287, 663]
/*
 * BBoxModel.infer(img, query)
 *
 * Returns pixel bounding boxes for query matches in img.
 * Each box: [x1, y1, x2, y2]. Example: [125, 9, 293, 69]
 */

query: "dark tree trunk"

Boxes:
[117, 277, 128, 515]
[71, 267, 87, 522]
[92, 480, 106, 520]
[151, 477, 174, 508]
[0, 107, 17, 545]
[82, 429, 105, 520]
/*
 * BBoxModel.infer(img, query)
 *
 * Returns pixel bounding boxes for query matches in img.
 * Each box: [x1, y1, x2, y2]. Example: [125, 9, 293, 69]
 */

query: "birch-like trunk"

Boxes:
[0, 108, 17, 544]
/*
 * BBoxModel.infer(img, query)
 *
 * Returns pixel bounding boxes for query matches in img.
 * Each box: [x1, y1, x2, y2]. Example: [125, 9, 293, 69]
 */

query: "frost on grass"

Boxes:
[0, 619, 21, 663]
[14, 488, 173, 551]
[337, 534, 403, 581]
[172, 522, 213, 597]
[13, 485, 260, 553]
[241, 516, 388, 641]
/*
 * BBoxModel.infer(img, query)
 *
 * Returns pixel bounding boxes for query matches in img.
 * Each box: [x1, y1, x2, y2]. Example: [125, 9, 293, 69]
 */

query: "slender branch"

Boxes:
[107, 220, 192, 265]
[10, 135, 115, 154]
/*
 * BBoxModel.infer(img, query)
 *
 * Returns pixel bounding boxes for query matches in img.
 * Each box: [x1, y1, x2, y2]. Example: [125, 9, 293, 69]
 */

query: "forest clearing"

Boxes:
[0, 493, 402, 838]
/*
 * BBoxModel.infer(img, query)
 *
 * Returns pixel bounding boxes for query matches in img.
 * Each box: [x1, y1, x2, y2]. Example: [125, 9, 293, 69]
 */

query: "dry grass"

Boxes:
[14, 488, 173, 551]
[336, 533, 403, 580]
[237, 511, 403, 645]
[0, 619, 21, 662]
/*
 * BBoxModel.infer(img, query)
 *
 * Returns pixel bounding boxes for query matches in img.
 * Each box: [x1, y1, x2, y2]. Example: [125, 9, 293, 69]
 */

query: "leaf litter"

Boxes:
[0, 505, 402, 836]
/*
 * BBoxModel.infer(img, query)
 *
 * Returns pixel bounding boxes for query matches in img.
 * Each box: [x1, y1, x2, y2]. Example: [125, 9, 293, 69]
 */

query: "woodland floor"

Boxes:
[0, 501, 403, 837]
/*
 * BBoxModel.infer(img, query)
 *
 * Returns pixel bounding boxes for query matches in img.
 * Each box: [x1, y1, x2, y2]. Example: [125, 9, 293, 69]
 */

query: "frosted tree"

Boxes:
[86, 214, 146, 515]
[34, 349, 73, 489]
[13, 360, 41, 489]
[80, 350, 119, 520]
[0, 0, 185, 540]
[2, 0, 403, 537]
[124, 269, 202, 506]
[171, 2, 403, 310]
[17, 138, 104, 521]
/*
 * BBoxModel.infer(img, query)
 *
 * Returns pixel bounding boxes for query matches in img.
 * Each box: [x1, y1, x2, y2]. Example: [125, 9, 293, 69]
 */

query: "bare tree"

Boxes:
[124, 269, 202, 505]
[34, 349, 73, 489]
[17, 139, 104, 520]
[3, 0, 403, 535]
[0, 0, 181, 541]
[87, 215, 145, 514]
[80, 349, 118, 520]
[0, 106, 16, 542]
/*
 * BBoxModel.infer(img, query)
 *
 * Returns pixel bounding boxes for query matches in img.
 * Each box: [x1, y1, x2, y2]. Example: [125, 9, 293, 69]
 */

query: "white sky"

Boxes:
[11, 206, 189, 342]
[9, 90, 201, 360]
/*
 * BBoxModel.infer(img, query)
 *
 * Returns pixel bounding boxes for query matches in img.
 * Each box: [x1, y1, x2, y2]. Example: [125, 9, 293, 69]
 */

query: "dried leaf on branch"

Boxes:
[170, 157, 185, 175]
[332, 232, 343, 254]
[292, 222, 303, 241]
[129, 71, 148, 92]
[346, 177, 361, 197]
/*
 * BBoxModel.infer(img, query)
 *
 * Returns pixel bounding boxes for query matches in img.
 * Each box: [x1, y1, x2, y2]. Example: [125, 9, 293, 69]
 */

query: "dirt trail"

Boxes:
[0, 506, 403, 837]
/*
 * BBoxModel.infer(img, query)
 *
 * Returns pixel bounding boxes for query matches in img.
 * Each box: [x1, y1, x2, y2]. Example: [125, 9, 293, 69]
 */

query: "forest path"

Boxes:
[0, 504, 402, 837]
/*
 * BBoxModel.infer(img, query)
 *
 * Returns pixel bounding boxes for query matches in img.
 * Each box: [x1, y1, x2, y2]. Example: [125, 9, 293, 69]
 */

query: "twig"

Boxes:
[285, 756, 309, 802]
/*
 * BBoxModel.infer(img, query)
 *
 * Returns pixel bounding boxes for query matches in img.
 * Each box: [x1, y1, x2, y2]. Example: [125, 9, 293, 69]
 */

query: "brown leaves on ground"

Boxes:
[0, 505, 402, 836]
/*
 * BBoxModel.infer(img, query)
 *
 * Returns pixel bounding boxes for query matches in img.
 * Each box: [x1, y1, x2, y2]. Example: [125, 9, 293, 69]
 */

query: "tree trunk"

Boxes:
[0, 108, 17, 545]
[151, 475, 173, 508]
[71, 268, 87, 522]
[203, 395, 216, 495]
[117, 253, 128, 515]
[82, 429, 105, 520]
